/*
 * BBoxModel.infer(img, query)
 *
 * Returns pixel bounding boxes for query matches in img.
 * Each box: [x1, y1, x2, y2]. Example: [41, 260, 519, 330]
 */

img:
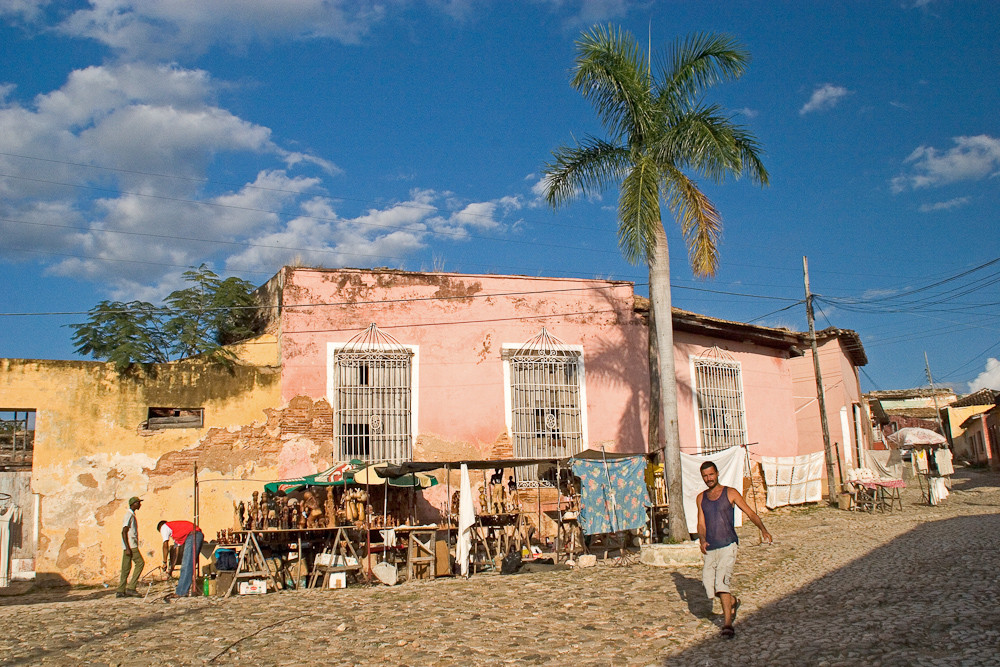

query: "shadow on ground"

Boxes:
[671, 571, 713, 620]
[661, 513, 1000, 666]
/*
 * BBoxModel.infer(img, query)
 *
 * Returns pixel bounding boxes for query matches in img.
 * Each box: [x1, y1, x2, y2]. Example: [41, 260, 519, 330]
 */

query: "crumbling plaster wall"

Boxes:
[0, 357, 347, 585]
[276, 268, 651, 461]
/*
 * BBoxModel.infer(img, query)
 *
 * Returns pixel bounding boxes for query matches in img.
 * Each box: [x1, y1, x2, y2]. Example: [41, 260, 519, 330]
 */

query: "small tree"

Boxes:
[69, 265, 259, 373]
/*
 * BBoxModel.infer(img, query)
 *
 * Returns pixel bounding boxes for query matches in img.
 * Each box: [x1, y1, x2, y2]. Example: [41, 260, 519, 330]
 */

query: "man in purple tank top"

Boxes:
[696, 460, 772, 638]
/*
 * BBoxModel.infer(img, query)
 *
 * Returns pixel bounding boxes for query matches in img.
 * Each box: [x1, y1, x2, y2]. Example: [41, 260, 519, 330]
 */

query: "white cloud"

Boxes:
[223, 189, 522, 274]
[0, 60, 524, 301]
[54, 1, 390, 59]
[861, 287, 902, 300]
[799, 84, 850, 115]
[969, 358, 1000, 392]
[0, 63, 337, 293]
[892, 135, 1000, 193]
[919, 197, 970, 213]
[531, 176, 550, 198]
[735, 107, 759, 119]
[0, 0, 45, 21]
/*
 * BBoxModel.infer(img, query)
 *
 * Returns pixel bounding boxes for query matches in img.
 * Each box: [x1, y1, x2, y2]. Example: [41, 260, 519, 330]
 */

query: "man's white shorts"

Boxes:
[702, 542, 738, 598]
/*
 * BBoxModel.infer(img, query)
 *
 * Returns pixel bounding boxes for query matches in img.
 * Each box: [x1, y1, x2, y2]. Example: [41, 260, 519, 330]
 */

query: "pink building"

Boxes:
[259, 268, 870, 472]
[790, 329, 870, 472]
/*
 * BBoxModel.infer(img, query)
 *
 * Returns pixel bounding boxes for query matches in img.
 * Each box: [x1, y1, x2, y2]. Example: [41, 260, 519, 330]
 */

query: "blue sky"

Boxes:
[0, 0, 998, 394]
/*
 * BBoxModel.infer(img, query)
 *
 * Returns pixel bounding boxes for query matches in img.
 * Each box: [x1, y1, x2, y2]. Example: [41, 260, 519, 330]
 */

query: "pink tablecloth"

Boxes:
[854, 479, 905, 489]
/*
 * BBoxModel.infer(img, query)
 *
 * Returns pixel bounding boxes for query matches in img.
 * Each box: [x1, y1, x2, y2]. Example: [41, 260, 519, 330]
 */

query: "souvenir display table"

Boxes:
[219, 526, 365, 596]
[469, 513, 529, 571]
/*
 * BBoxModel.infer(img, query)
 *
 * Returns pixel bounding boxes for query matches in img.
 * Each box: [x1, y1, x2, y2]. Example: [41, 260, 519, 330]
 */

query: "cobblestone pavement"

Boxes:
[3, 467, 1000, 666]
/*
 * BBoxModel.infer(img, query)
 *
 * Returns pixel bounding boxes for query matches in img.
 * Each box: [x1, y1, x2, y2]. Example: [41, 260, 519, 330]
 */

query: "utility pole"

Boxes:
[803, 256, 837, 504]
[925, 352, 944, 432]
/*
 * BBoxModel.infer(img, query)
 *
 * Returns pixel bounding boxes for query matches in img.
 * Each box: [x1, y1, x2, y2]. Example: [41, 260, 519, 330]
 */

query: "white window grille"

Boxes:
[504, 328, 586, 484]
[691, 348, 748, 455]
[331, 324, 413, 464]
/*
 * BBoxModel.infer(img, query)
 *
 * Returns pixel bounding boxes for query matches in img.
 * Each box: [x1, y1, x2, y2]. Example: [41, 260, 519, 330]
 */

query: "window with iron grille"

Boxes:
[505, 329, 586, 484]
[330, 324, 414, 464]
[692, 356, 747, 454]
[0, 409, 34, 470]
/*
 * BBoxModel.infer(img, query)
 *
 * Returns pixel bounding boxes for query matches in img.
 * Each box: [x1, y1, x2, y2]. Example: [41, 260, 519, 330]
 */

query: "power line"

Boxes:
[745, 300, 804, 324]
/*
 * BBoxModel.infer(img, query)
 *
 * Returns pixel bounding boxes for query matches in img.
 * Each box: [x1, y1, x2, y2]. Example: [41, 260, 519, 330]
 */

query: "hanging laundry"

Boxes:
[570, 456, 649, 536]
[935, 448, 954, 476]
[679, 445, 746, 534]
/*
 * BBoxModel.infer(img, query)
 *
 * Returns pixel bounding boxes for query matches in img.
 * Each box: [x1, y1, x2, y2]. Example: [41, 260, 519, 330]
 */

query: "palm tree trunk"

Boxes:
[646, 278, 660, 463]
[649, 225, 688, 541]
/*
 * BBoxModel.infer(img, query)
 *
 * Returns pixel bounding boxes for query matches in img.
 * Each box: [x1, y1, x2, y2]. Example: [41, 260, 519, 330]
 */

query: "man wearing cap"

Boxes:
[116, 496, 144, 598]
[157, 519, 204, 597]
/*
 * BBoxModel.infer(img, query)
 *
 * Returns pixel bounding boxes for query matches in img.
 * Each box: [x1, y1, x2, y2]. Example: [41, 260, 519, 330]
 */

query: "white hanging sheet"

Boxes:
[935, 448, 954, 476]
[866, 449, 903, 481]
[457, 464, 475, 577]
[679, 445, 746, 535]
[760, 451, 825, 509]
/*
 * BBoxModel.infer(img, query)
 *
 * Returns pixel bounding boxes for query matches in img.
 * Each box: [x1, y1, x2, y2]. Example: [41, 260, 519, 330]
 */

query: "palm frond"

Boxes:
[571, 24, 655, 143]
[662, 166, 722, 277]
[543, 137, 630, 207]
[617, 156, 661, 265]
[654, 104, 769, 185]
[658, 33, 749, 106]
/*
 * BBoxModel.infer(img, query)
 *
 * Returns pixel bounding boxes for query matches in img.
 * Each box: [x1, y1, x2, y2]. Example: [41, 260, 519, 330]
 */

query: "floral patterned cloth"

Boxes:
[570, 456, 649, 535]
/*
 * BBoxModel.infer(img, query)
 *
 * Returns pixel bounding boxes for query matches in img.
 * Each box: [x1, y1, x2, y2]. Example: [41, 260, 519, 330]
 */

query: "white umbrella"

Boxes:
[887, 427, 946, 447]
[457, 464, 475, 578]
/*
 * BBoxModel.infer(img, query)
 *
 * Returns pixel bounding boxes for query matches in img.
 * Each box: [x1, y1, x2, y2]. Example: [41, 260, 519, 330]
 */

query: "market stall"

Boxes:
[213, 460, 439, 594]
[888, 427, 953, 506]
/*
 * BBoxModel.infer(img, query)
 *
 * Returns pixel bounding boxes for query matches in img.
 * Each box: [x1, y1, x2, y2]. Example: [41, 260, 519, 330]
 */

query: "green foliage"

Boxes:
[542, 24, 768, 276]
[68, 265, 259, 373]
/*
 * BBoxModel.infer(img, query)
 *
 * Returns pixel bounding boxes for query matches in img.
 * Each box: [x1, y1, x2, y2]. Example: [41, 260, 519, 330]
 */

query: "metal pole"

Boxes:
[193, 462, 199, 595]
[803, 256, 838, 504]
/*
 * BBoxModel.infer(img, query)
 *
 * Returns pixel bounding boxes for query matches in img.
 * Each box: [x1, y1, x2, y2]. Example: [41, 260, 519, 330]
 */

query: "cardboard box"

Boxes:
[238, 579, 267, 595]
[336, 555, 358, 567]
[328, 573, 347, 589]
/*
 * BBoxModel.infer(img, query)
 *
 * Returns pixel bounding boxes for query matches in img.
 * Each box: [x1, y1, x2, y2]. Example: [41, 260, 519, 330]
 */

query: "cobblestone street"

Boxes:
[3, 467, 999, 666]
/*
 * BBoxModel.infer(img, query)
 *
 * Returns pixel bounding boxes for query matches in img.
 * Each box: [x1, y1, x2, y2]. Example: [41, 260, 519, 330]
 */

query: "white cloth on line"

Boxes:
[679, 445, 746, 535]
[457, 464, 475, 577]
[935, 448, 954, 476]
[866, 449, 903, 481]
[929, 476, 949, 505]
[760, 451, 825, 509]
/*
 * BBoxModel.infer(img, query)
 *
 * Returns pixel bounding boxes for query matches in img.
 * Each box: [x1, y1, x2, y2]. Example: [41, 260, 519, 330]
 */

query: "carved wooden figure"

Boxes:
[324, 489, 337, 527]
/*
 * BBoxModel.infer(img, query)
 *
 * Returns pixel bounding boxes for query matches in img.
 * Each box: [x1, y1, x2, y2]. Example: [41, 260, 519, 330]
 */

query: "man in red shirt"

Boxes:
[157, 520, 204, 596]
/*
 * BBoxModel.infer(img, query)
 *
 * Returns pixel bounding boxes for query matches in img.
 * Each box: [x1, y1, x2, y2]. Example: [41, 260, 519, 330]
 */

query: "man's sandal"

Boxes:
[721, 625, 735, 639]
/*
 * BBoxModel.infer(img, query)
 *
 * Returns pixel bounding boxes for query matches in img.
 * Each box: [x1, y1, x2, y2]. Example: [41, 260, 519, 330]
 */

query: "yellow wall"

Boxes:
[0, 335, 294, 585]
[945, 405, 993, 462]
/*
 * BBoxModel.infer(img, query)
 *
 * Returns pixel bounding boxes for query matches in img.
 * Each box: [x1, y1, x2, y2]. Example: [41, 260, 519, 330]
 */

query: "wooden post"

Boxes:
[193, 462, 199, 595]
[803, 256, 838, 504]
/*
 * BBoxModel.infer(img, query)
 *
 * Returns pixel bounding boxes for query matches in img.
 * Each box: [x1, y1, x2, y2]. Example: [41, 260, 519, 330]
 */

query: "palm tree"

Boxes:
[543, 25, 768, 541]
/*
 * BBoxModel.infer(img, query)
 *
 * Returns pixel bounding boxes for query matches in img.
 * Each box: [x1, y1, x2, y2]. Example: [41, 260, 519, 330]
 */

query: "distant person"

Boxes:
[116, 496, 144, 598]
[696, 461, 772, 638]
[157, 519, 204, 597]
